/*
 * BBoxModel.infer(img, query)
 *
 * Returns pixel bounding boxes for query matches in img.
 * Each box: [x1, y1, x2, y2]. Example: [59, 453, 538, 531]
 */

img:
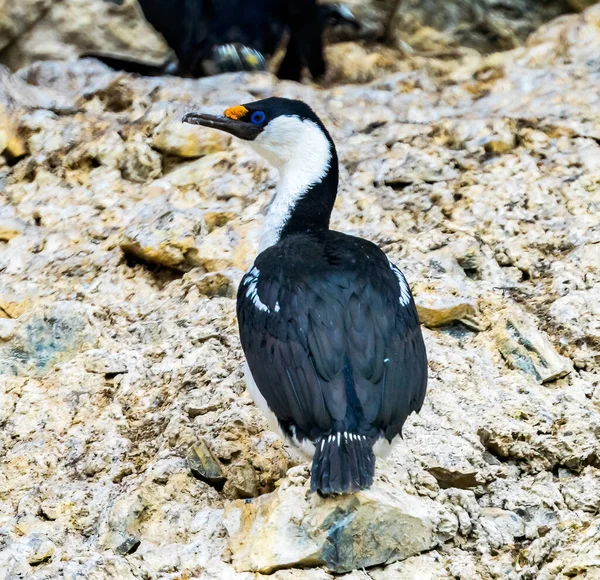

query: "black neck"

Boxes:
[278, 137, 339, 240]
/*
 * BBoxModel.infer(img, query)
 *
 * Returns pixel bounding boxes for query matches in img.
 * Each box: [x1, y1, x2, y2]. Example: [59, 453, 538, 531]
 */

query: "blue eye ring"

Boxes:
[250, 111, 266, 125]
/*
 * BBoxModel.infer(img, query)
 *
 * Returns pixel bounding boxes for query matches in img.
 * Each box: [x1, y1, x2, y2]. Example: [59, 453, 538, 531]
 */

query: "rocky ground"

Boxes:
[0, 3, 600, 580]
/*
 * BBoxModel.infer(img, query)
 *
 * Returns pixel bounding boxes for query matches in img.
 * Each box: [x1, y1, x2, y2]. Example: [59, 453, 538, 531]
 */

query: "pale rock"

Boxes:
[0, 0, 50, 51]
[377, 142, 458, 186]
[494, 306, 573, 383]
[0, 64, 75, 113]
[0, 217, 26, 241]
[120, 136, 162, 183]
[550, 290, 600, 344]
[151, 121, 232, 159]
[270, 570, 333, 580]
[185, 386, 236, 418]
[0, 318, 17, 341]
[23, 534, 55, 565]
[0, 301, 98, 376]
[560, 467, 600, 513]
[120, 199, 205, 271]
[223, 481, 455, 573]
[478, 508, 526, 549]
[523, 4, 600, 67]
[195, 218, 260, 272]
[0, 0, 168, 70]
[82, 348, 128, 375]
[369, 552, 451, 579]
[0, 8, 599, 578]
[555, 518, 600, 578]
[99, 491, 146, 554]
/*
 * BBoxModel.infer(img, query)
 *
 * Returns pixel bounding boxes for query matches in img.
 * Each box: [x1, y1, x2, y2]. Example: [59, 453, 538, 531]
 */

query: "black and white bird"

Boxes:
[183, 98, 427, 495]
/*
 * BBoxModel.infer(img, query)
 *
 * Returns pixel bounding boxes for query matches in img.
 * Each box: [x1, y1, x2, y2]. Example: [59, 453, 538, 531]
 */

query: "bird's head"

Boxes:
[183, 97, 335, 171]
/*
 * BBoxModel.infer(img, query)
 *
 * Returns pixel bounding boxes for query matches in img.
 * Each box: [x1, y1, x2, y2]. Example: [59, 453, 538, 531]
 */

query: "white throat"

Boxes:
[250, 116, 332, 251]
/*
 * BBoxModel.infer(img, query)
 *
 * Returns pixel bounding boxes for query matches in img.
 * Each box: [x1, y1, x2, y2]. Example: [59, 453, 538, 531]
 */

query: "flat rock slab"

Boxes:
[222, 481, 454, 574]
[494, 306, 573, 383]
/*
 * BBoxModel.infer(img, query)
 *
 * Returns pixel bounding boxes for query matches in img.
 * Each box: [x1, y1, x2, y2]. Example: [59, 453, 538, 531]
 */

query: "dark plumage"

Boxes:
[86, 0, 358, 80]
[238, 232, 427, 493]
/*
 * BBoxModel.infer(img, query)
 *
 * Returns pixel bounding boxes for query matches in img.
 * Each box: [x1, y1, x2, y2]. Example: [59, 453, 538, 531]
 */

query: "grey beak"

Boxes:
[182, 112, 262, 141]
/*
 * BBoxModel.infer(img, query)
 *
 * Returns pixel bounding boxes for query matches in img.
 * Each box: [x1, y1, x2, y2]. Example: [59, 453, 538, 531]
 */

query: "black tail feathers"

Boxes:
[310, 432, 375, 496]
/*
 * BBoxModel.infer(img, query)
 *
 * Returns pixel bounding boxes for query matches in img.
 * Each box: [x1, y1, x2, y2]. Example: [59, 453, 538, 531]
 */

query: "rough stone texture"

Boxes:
[0, 0, 51, 52]
[0, 0, 168, 71]
[0, 0, 595, 72]
[0, 4, 599, 578]
[389, 0, 576, 53]
[223, 473, 456, 573]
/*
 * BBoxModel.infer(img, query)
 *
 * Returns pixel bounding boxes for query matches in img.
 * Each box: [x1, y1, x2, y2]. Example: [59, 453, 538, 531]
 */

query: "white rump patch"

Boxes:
[389, 261, 412, 306]
[250, 116, 332, 251]
[373, 433, 404, 458]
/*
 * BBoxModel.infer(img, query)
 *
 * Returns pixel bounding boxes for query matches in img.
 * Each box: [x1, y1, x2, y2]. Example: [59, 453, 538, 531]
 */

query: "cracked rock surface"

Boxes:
[0, 4, 599, 579]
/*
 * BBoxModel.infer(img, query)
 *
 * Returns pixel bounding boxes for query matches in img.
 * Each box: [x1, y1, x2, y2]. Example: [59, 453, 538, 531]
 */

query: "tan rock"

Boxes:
[325, 43, 400, 84]
[223, 481, 454, 573]
[0, 292, 30, 318]
[0, 216, 26, 241]
[225, 462, 259, 499]
[0, 0, 51, 51]
[494, 307, 573, 383]
[187, 440, 226, 489]
[416, 295, 479, 331]
[151, 121, 231, 159]
[23, 534, 55, 565]
[0, 0, 168, 70]
[195, 218, 260, 272]
[120, 137, 162, 183]
[120, 200, 205, 271]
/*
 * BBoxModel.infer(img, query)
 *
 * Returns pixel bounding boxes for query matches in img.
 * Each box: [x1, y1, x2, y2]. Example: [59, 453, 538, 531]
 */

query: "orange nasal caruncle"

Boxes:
[224, 105, 249, 120]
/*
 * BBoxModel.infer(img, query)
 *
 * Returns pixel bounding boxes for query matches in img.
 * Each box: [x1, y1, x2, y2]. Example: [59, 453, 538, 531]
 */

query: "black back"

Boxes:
[237, 231, 428, 444]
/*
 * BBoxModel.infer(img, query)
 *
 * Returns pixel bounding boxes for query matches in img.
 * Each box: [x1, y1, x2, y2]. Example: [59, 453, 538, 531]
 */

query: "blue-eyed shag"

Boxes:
[183, 97, 428, 495]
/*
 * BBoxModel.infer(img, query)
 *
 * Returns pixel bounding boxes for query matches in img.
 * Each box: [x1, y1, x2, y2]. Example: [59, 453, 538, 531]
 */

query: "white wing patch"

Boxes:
[244, 267, 280, 314]
[389, 261, 412, 306]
